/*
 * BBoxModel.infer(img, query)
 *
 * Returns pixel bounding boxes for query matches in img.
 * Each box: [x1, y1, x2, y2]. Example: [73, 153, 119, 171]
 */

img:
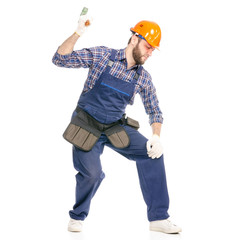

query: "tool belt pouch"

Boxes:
[126, 117, 140, 130]
[63, 114, 101, 152]
[104, 125, 130, 149]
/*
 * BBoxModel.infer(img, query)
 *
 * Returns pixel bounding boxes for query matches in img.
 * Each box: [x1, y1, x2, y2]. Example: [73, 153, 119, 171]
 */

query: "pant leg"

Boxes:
[69, 135, 107, 220]
[106, 125, 170, 221]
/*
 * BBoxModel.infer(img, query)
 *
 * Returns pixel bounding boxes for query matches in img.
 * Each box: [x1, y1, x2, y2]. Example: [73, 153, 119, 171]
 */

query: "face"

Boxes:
[132, 38, 155, 65]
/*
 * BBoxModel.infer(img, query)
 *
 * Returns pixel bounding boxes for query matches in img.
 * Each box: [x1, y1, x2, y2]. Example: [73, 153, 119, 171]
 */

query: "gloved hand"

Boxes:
[75, 15, 92, 36]
[146, 134, 163, 159]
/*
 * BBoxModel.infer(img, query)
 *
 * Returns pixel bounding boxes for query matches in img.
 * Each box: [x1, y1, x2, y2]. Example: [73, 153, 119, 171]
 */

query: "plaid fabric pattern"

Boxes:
[52, 46, 163, 124]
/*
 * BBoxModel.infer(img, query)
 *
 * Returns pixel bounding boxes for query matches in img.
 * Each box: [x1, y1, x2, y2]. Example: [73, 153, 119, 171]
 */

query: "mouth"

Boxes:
[142, 55, 149, 61]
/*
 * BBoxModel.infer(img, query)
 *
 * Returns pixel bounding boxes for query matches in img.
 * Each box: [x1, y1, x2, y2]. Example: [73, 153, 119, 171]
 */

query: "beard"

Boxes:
[132, 42, 146, 65]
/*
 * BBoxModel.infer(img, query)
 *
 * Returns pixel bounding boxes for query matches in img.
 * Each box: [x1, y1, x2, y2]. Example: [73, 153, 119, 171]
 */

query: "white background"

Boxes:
[1, 0, 240, 240]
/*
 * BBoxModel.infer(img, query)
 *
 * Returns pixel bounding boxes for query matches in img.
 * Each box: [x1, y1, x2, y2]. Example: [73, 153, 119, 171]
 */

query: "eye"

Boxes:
[146, 45, 154, 51]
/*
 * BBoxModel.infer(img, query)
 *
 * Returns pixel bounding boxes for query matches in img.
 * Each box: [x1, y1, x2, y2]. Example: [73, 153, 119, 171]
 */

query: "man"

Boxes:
[52, 14, 181, 234]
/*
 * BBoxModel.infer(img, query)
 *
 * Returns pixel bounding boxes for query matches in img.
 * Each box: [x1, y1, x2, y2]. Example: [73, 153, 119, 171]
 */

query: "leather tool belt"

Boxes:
[63, 107, 140, 151]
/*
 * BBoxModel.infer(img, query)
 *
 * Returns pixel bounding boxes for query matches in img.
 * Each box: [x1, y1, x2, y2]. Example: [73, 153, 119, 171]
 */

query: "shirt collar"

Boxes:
[117, 48, 140, 70]
[117, 48, 127, 61]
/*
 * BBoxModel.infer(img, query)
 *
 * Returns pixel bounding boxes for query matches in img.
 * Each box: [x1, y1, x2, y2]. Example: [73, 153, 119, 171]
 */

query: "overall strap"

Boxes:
[132, 66, 143, 84]
[109, 49, 117, 63]
[105, 49, 117, 71]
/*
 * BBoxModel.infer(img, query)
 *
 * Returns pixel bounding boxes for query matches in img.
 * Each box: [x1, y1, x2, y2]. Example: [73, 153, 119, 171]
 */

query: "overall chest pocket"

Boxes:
[100, 77, 134, 101]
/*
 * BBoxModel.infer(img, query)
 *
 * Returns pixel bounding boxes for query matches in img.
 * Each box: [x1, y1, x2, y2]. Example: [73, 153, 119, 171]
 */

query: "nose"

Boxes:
[148, 49, 154, 57]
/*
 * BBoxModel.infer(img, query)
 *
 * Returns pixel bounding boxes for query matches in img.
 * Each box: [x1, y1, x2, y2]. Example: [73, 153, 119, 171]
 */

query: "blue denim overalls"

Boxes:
[69, 50, 170, 221]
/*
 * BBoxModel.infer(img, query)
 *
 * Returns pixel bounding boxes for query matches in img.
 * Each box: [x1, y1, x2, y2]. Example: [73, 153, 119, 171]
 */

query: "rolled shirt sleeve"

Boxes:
[52, 47, 106, 68]
[139, 78, 164, 125]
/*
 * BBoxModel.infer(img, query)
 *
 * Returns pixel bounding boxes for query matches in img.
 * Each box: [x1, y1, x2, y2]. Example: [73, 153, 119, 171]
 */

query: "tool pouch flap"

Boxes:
[63, 114, 101, 152]
[104, 125, 130, 149]
[126, 117, 140, 130]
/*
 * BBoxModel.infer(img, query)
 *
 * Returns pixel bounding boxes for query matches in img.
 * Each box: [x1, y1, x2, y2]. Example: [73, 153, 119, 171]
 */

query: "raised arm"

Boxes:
[57, 33, 80, 55]
[52, 14, 92, 68]
[57, 14, 91, 55]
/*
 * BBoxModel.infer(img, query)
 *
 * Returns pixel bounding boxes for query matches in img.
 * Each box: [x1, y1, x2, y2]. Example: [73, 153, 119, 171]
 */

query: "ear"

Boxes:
[131, 35, 139, 46]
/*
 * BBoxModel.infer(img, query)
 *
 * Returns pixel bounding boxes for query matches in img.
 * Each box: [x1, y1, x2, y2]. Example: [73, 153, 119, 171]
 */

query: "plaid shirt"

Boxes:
[52, 46, 163, 124]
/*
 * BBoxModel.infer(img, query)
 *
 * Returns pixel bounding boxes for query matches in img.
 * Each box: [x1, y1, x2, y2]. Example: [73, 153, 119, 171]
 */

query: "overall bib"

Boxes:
[69, 50, 170, 221]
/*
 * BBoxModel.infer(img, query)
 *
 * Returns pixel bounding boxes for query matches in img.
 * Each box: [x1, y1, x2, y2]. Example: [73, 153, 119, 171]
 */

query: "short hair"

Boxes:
[128, 36, 133, 45]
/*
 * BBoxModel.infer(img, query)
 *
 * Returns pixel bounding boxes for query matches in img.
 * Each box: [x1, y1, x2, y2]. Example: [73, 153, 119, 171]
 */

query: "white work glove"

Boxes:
[75, 15, 93, 36]
[146, 134, 163, 159]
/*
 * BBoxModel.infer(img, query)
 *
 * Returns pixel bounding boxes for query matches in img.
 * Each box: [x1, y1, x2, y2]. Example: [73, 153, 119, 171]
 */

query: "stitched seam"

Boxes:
[100, 82, 130, 96]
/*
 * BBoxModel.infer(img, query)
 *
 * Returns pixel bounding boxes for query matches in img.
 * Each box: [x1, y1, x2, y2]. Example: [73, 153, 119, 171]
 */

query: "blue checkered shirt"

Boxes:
[52, 46, 163, 125]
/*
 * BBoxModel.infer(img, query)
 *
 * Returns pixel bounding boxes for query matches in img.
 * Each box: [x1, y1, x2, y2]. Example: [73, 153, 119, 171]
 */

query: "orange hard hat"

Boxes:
[130, 20, 161, 49]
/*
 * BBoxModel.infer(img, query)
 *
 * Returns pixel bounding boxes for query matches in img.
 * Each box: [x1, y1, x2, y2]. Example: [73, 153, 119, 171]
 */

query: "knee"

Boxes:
[88, 170, 105, 181]
[148, 154, 164, 164]
[155, 153, 164, 160]
[76, 170, 105, 183]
